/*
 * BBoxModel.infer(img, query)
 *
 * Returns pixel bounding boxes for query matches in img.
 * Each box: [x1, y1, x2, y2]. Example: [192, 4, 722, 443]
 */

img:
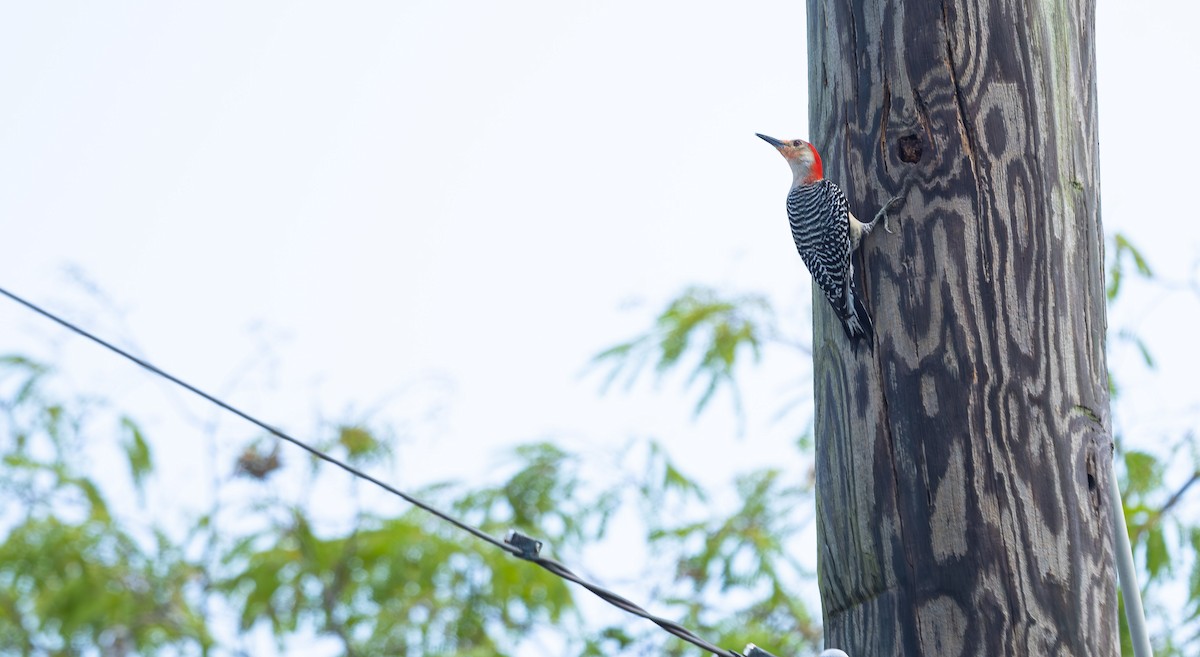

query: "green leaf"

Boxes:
[1115, 233, 1154, 277]
[664, 463, 704, 500]
[1145, 526, 1171, 580]
[1116, 329, 1156, 370]
[1188, 529, 1200, 619]
[337, 424, 380, 459]
[1133, 335, 1156, 369]
[1108, 233, 1154, 301]
[0, 354, 49, 405]
[72, 476, 111, 523]
[1124, 451, 1163, 496]
[120, 416, 153, 497]
[590, 286, 775, 418]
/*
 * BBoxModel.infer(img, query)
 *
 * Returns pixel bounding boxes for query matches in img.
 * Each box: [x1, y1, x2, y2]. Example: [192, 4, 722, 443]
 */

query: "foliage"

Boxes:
[0, 351, 819, 656]
[591, 286, 775, 418]
[1107, 233, 1154, 302]
[0, 355, 211, 656]
[1105, 235, 1200, 655]
[1117, 442, 1200, 654]
[647, 469, 819, 654]
[1, 230, 1195, 656]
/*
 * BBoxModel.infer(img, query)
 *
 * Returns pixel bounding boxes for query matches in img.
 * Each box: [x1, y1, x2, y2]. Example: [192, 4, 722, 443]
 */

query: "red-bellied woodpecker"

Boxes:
[756, 133, 902, 351]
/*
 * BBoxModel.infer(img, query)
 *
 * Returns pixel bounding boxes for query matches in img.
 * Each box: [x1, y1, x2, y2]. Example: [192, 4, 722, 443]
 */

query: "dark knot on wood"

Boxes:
[898, 134, 923, 163]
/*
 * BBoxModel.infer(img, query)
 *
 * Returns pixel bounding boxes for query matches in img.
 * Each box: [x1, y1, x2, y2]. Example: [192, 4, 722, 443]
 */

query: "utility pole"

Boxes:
[806, 0, 1118, 655]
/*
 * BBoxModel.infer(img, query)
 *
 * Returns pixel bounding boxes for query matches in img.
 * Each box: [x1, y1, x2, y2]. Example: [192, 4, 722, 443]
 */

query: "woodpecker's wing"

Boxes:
[787, 180, 851, 312]
[786, 179, 874, 349]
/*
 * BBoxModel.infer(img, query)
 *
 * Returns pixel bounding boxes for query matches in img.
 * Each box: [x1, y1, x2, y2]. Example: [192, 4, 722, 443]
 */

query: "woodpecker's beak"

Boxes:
[756, 133, 785, 148]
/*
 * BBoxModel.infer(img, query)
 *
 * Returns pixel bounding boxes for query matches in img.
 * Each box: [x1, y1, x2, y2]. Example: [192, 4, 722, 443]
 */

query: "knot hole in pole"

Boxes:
[897, 134, 923, 163]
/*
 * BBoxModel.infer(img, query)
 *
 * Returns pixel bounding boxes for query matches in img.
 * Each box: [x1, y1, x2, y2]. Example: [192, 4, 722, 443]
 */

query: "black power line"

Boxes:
[0, 286, 749, 657]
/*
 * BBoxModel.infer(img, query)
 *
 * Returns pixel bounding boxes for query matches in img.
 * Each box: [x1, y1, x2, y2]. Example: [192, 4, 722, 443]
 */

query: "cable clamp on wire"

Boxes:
[505, 531, 543, 560]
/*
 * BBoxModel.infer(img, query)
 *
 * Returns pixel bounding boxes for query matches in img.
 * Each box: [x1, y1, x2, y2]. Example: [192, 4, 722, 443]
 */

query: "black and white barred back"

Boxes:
[786, 179, 874, 349]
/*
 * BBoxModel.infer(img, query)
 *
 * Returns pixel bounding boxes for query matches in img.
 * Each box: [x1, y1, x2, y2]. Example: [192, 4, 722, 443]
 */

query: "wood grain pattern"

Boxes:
[805, 0, 1117, 654]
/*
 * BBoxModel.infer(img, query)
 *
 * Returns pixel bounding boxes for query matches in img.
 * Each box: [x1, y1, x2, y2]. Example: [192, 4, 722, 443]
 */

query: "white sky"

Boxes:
[0, 0, 818, 497]
[2, 1, 1199, 654]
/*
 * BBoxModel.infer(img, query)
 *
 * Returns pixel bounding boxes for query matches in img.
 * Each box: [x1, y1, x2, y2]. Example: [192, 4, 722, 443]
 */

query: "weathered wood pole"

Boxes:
[806, 0, 1117, 654]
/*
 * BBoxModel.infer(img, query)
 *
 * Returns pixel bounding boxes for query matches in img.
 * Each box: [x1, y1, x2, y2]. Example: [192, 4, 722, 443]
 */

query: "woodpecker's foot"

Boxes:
[873, 195, 905, 234]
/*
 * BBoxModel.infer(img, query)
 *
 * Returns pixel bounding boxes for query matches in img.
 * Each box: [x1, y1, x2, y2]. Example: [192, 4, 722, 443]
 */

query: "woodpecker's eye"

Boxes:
[792, 140, 802, 147]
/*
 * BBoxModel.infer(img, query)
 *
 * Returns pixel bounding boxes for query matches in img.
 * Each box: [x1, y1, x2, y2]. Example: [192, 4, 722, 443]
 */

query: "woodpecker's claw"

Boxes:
[875, 195, 905, 234]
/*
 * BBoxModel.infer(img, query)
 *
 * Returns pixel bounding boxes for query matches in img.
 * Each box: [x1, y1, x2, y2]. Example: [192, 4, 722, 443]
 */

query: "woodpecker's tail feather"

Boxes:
[839, 294, 875, 352]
